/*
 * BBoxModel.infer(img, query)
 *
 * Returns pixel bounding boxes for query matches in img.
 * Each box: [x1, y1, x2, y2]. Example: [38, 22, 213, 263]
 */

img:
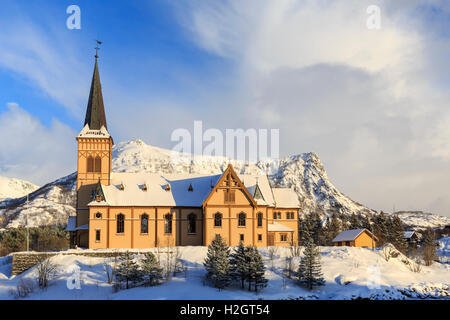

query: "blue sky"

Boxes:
[1, 0, 450, 217]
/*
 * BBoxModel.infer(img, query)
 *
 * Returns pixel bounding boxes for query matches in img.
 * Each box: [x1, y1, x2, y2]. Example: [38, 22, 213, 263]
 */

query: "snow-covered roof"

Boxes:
[332, 229, 377, 242]
[240, 174, 275, 206]
[404, 231, 416, 239]
[66, 216, 76, 232]
[89, 172, 284, 208]
[89, 172, 222, 207]
[77, 124, 110, 139]
[272, 188, 300, 208]
[87, 170, 299, 209]
[268, 223, 294, 232]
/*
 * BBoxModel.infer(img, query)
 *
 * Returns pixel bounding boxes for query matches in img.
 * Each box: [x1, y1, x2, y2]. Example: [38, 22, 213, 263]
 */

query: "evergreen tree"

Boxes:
[247, 247, 268, 292]
[115, 251, 143, 289]
[230, 242, 250, 289]
[390, 215, 407, 253]
[141, 252, 164, 286]
[297, 236, 325, 290]
[324, 213, 342, 245]
[422, 228, 437, 266]
[204, 235, 231, 290]
[349, 213, 361, 230]
[372, 211, 389, 245]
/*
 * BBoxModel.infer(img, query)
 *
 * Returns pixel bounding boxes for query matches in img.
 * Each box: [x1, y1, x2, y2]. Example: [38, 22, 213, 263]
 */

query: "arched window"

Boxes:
[214, 213, 222, 227]
[257, 212, 263, 227]
[141, 214, 148, 234]
[165, 214, 172, 234]
[87, 156, 94, 172]
[117, 214, 125, 234]
[238, 212, 246, 227]
[188, 213, 196, 234]
[94, 156, 102, 173]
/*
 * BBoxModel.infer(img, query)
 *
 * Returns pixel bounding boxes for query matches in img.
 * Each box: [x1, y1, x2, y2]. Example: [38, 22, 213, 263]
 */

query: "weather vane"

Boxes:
[95, 40, 102, 58]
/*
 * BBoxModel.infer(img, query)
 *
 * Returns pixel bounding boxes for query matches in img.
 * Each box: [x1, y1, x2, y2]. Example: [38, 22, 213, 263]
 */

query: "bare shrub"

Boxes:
[409, 258, 422, 273]
[10, 279, 35, 299]
[36, 258, 58, 289]
[284, 256, 294, 279]
[382, 245, 399, 262]
[289, 244, 302, 257]
[267, 247, 278, 270]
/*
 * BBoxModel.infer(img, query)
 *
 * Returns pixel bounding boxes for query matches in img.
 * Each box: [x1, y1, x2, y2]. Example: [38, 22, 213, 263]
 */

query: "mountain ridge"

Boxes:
[1, 139, 449, 230]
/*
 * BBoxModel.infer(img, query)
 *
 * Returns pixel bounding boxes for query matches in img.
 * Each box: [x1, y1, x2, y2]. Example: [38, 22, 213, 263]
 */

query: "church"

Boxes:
[68, 55, 301, 249]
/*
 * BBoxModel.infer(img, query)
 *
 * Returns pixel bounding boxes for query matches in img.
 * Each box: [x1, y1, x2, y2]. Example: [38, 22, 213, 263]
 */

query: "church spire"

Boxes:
[84, 49, 107, 130]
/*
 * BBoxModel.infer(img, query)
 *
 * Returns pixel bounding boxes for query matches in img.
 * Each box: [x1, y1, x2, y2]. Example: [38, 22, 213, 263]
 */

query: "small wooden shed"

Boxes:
[332, 228, 378, 249]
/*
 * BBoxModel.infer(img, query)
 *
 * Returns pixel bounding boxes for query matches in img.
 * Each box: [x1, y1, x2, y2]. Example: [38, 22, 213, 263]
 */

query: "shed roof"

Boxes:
[268, 223, 294, 232]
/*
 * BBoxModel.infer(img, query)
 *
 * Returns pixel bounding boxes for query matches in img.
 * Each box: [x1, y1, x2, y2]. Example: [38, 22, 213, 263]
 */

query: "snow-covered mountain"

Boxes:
[1, 139, 449, 229]
[0, 176, 39, 201]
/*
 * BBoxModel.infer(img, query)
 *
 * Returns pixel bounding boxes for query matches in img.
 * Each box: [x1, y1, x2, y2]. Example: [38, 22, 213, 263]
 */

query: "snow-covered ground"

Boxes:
[0, 245, 448, 300]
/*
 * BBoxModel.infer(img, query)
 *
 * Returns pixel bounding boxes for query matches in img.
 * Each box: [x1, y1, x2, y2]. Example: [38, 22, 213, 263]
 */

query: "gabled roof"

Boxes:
[84, 57, 108, 130]
[202, 164, 257, 207]
[332, 228, 378, 242]
[404, 231, 418, 239]
[87, 165, 299, 209]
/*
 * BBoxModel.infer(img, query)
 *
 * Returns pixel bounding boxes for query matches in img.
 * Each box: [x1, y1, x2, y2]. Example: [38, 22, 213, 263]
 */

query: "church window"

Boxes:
[94, 156, 101, 173]
[141, 214, 148, 234]
[188, 184, 193, 192]
[238, 213, 246, 227]
[165, 214, 172, 234]
[240, 234, 244, 242]
[258, 234, 262, 241]
[87, 156, 94, 172]
[96, 230, 101, 242]
[117, 214, 125, 234]
[95, 212, 102, 219]
[280, 234, 287, 242]
[214, 213, 222, 227]
[257, 212, 263, 227]
[188, 213, 196, 234]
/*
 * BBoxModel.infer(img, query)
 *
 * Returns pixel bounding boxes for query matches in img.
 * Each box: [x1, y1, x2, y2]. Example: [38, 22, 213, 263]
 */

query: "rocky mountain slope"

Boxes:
[1, 140, 449, 230]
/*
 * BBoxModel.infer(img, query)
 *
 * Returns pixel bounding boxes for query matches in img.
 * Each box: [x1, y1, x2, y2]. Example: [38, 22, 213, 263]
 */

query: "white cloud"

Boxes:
[0, 103, 76, 185]
[175, 0, 450, 217]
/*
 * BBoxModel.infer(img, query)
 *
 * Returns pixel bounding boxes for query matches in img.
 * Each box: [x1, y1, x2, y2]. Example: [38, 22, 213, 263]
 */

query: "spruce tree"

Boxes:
[204, 235, 231, 290]
[247, 247, 268, 292]
[390, 215, 407, 253]
[230, 242, 250, 289]
[297, 237, 325, 290]
[325, 213, 342, 245]
[115, 251, 143, 289]
[422, 228, 437, 266]
[349, 213, 361, 230]
[141, 252, 164, 286]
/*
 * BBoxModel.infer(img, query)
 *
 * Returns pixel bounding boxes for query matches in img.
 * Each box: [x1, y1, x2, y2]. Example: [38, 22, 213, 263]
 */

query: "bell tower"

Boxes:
[75, 50, 113, 247]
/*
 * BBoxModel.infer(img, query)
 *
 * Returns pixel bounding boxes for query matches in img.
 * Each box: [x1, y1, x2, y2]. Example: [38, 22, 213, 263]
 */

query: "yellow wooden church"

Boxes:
[68, 55, 301, 249]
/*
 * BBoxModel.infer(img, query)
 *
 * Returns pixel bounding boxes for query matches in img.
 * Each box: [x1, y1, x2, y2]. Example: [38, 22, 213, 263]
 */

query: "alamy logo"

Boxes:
[171, 121, 280, 169]
[366, 5, 381, 30]
[365, 264, 381, 289]
[66, 265, 81, 290]
[66, 5, 81, 30]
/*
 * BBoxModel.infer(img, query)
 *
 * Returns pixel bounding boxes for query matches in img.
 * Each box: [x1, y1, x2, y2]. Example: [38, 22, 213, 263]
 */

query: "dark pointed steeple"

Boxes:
[84, 55, 107, 130]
